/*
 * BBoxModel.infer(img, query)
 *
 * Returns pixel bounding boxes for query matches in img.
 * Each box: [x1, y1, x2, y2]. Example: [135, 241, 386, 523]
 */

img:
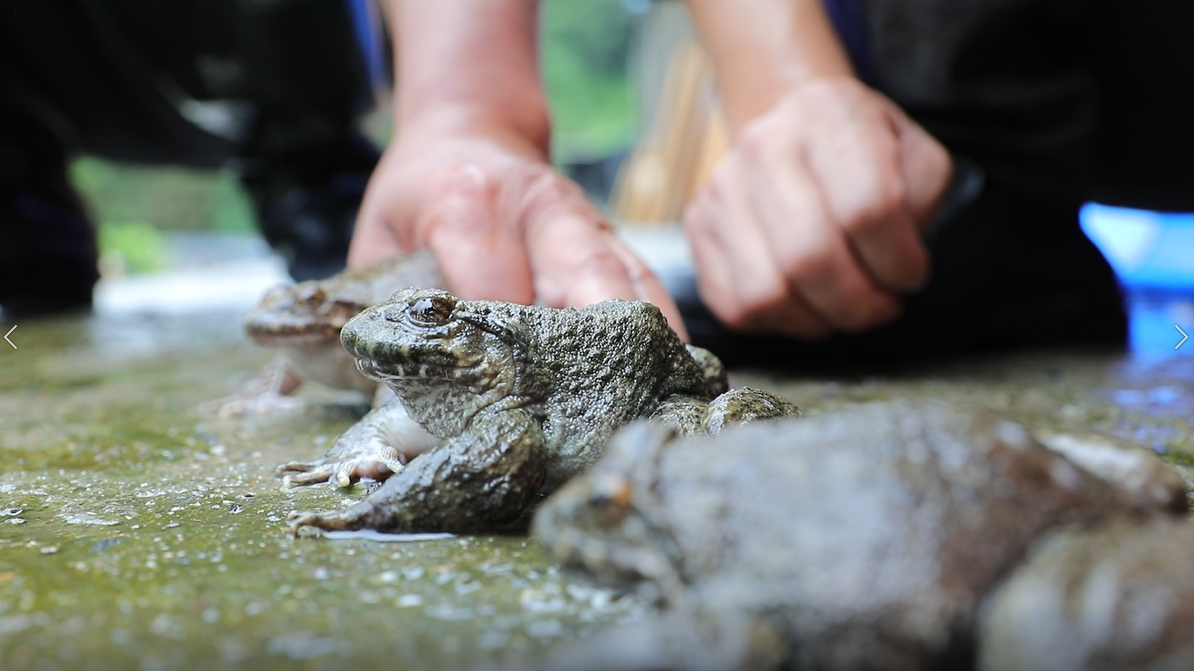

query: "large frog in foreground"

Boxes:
[532, 402, 1186, 671]
[287, 288, 797, 534]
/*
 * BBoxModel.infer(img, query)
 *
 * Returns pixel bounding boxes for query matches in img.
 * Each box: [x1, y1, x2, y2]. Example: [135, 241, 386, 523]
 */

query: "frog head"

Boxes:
[532, 421, 686, 603]
[244, 280, 367, 347]
[339, 287, 535, 437]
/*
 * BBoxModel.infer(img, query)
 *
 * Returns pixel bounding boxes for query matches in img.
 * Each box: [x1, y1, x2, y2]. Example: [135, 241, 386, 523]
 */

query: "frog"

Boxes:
[532, 401, 1186, 671]
[204, 251, 443, 416]
[978, 518, 1194, 671]
[286, 287, 798, 535]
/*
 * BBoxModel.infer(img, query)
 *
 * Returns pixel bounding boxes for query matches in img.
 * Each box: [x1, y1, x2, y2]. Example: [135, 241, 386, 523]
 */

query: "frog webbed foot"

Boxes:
[277, 448, 408, 488]
[287, 502, 375, 536]
[276, 401, 438, 488]
[652, 388, 799, 437]
[291, 410, 547, 535]
[704, 387, 799, 434]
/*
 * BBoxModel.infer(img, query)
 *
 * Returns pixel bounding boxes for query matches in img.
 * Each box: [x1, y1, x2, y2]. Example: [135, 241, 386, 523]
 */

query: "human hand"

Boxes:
[349, 129, 688, 339]
[683, 77, 952, 338]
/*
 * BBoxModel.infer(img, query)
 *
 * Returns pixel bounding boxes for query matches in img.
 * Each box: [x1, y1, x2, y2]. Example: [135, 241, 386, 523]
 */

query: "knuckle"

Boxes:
[433, 162, 490, 196]
[838, 179, 908, 237]
[719, 281, 789, 327]
[521, 163, 571, 200]
[735, 120, 776, 162]
[779, 248, 833, 286]
[573, 245, 624, 276]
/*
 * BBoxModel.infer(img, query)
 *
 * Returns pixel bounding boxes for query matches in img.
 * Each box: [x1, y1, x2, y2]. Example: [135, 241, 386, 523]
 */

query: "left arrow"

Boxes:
[4, 325, 15, 349]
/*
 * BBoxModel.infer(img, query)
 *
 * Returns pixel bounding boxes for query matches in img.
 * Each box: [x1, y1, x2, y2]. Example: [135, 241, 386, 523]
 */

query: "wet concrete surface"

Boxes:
[1, 308, 1191, 670]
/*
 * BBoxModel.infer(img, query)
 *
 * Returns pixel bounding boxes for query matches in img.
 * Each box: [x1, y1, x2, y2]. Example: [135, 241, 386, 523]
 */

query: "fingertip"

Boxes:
[348, 215, 405, 268]
[607, 239, 691, 341]
[636, 280, 690, 342]
[426, 226, 536, 305]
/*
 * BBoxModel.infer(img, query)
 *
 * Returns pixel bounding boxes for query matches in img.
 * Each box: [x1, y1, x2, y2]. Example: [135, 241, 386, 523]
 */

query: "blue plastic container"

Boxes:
[1080, 203, 1194, 355]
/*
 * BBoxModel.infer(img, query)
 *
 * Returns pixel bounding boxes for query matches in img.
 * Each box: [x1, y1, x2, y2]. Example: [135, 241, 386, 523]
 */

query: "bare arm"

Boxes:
[351, 0, 688, 338]
[687, 0, 854, 132]
[684, 0, 951, 337]
[389, 0, 550, 162]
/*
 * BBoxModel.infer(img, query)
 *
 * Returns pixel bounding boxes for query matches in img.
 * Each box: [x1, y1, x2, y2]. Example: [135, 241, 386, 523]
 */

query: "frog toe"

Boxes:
[280, 465, 337, 488]
[275, 460, 314, 476]
[287, 507, 369, 535]
[333, 456, 407, 487]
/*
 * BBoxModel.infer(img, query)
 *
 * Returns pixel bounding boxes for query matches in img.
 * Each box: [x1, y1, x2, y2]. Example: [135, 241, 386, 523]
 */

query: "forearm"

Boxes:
[685, 0, 854, 133]
[386, 0, 551, 156]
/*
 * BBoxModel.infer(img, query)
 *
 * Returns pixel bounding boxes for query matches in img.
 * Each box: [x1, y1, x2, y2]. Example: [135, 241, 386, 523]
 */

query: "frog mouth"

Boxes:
[355, 356, 475, 382]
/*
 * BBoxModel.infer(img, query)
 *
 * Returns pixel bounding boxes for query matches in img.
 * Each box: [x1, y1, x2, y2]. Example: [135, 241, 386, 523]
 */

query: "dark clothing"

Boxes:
[862, 0, 1194, 211]
[682, 180, 1127, 368]
[686, 0, 1194, 367]
[0, 0, 379, 315]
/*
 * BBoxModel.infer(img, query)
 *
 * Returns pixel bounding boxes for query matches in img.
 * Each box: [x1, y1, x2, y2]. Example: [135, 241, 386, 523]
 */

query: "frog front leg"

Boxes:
[651, 388, 799, 437]
[288, 410, 548, 534]
[704, 388, 799, 434]
[276, 400, 439, 487]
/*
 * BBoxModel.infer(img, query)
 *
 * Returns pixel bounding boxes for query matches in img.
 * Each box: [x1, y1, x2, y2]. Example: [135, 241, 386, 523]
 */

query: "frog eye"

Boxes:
[589, 473, 633, 525]
[407, 295, 455, 326]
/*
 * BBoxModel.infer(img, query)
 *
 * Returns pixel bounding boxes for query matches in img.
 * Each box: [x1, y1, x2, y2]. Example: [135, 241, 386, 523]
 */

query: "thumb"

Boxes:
[891, 109, 953, 229]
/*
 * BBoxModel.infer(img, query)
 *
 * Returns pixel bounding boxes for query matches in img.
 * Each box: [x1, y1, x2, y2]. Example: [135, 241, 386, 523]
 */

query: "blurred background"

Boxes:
[49, 0, 1194, 356]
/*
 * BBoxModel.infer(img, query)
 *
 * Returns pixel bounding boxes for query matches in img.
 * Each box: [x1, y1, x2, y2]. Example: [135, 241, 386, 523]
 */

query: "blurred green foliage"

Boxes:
[541, 0, 638, 160]
[97, 220, 165, 275]
[68, 0, 636, 264]
[70, 157, 256, 234]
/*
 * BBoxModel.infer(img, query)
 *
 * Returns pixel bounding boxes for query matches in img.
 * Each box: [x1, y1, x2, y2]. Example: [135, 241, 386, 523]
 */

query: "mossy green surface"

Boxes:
[0, 312, 643, 670]
[2, 310, 1191, 670]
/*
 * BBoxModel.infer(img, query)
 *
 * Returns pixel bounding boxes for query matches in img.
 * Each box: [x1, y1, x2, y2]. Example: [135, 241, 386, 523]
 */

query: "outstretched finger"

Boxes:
[607, 237, 689, 341]
[525, 207, 635, 302]
[424, 165, 537, 305]
[349, 210, 405, 268]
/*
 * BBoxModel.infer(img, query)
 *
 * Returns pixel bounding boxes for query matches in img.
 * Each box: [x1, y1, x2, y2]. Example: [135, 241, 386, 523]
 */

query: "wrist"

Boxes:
[397, 100, 552, 162]
[688, 0, 856, 133]
[388, 0, 551, 159]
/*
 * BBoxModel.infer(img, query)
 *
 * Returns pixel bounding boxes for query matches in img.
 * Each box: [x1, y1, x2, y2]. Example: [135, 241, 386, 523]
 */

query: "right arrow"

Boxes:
[1178, 325, 1189, 350]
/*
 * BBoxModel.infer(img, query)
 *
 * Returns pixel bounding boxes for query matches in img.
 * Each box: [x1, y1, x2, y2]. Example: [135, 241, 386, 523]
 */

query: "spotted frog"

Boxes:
[286, 287, 797, 535]
[206, 252, 443, 416]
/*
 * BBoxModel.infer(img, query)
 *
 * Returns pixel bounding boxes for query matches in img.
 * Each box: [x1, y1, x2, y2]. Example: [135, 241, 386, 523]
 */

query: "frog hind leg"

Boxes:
[704, 388, 800, 434]
[277, 400, 438, 487]
[651, 397, 713, 437]
[288, 410, 548, 534]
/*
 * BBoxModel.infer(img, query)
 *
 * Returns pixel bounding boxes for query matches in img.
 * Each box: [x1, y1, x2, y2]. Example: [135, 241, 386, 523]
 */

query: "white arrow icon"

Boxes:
[3, 325, 14, 350]
[1178, 325, 1189, 350]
